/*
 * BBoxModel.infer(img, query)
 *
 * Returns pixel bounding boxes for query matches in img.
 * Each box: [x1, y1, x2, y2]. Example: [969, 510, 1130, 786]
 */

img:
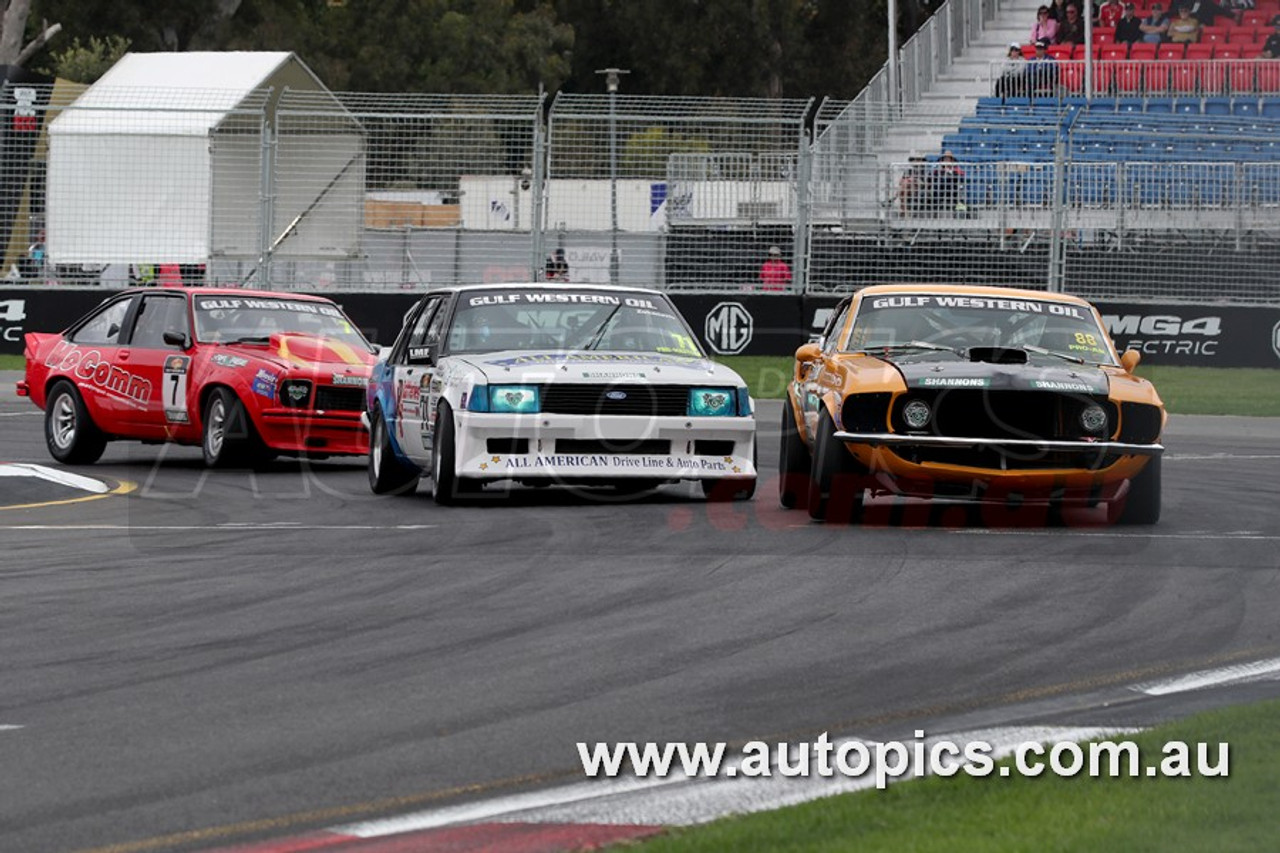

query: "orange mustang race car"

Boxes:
[780, 284, 1166, 524]
[17, 288, 376, 467]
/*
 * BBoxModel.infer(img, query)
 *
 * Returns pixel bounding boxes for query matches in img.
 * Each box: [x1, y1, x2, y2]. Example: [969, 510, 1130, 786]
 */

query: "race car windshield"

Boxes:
[192, 296, 372, 350]
[844, 293, 1117, 365]
[446, 291, 704, 357]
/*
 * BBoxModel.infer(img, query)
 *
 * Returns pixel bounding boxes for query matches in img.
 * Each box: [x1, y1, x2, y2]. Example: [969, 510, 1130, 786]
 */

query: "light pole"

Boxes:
[597, 68, 628, 284]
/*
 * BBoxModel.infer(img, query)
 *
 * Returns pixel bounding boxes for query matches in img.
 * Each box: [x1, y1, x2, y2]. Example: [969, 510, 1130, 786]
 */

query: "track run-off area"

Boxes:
[3, 373, 1280, 852]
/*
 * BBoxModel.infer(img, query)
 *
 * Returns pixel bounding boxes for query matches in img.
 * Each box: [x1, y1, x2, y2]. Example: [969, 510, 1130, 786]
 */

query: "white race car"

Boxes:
[364, 283, 757, 503]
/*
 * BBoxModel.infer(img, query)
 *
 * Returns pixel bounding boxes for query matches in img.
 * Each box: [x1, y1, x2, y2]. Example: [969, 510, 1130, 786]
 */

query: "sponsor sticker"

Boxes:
[916, 376, 990, 388]
[251, 368, 279, 400]
[485, 353, 701, 367]
[43, 341, 152, 407]
[211, 353, 249, 368]
[869, 295, 1084, 317]
[332, 373, 367, 387]
[197, 297, 342, 318]
[1032, 380, 1094, 392]
[162, 355, 191, 423]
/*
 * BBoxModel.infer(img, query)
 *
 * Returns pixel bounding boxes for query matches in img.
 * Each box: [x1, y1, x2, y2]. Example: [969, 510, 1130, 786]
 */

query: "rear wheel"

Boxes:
[778, 400, 811, 509]
[1113, 457, 1161, 525]
[368, 409, 420, 495]
[807, 409, 864, 524]
[44, 382, 107, 465]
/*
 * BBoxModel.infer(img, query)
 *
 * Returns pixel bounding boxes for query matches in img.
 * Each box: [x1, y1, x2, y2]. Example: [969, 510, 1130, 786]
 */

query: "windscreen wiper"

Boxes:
[227, 335, 271, 345]
[855, 340, 966, 357]
[582, 304, 624, 351]
[1021, 344, 1087, 365]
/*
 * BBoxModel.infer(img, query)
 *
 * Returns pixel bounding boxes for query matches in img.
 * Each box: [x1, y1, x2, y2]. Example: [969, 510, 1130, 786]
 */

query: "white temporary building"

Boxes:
[46, 51, 364, 266]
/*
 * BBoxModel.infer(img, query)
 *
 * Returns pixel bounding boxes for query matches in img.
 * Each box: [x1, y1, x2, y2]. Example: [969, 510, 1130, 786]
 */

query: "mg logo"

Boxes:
[704, 302, 753, 355]
[0, 298, 26, 343]
[1273, 321, 1280, 361]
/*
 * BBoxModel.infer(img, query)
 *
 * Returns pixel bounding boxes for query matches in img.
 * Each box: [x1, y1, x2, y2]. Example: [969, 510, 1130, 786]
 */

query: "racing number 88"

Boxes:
[1074, 332, 1098, 347]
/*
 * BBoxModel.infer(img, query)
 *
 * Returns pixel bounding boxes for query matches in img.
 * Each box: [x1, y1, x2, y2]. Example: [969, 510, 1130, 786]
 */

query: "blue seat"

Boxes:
[1233, 99, 1261, 118]
[1068, 163, 1116, 205]
[964, 164, 996, 207]
[1086, 98, 1118, 113]
[1192, 163, 1234, 205]
[1003, 97, 1032, 110]
[1204, 98, 1232, 116]
[1145, 101, 1173, 115]
[1173, 100, 1201, 115]
[1262, 100, 1280, 119]
[1021, 164, 1053, 206]
[1116, 99, 1145, 114]
[1124, 163, 1164, 206]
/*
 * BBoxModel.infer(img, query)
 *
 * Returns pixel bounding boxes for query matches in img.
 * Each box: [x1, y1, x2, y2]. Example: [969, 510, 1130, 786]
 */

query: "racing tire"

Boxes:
[702, 438, 757, 502]
[807, 409, 864, 524]
[44, 381, 107, 465]
[368, 409, 421, 496]
[1113, 456, 1161, 525]
[431, 403, 474, 505]
[202, 387, 263, 469]
[778, 399, 811, 509]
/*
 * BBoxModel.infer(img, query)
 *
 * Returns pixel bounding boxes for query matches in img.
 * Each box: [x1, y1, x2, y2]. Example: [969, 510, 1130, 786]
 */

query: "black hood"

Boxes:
[888, 354, 1110, 395]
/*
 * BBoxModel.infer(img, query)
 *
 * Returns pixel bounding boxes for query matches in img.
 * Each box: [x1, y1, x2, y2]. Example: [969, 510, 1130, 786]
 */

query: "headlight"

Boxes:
[278, 379, 312, 408]
[689, 387, 736, 417]
[488, 385, 540, 414]
[901, 398, 932, 430]
[735, 387, 752, 417]
[1080, 403, 1108, 434]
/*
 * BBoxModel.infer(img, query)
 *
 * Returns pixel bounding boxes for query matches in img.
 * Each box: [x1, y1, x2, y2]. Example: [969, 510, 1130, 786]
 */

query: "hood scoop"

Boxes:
[968, 346, 1027, 365]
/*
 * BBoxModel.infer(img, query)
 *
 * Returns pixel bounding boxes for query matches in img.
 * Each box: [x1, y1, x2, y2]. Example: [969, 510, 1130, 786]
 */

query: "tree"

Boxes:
[0, 0, 62, 67]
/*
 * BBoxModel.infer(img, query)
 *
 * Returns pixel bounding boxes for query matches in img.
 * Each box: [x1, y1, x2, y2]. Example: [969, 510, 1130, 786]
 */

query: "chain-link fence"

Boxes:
[4, 69, 1280, 303]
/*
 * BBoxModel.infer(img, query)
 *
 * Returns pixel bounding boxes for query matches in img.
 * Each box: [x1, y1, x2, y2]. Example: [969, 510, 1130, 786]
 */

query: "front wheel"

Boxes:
[807, 409, 864, 523]
[202, 387, 263, 468]
[1112, 457, 1161, 525]
[778, 399, 811, 509]
[431, 404, 466, 505]
[702, 437, 757, 502]
[368, 409, 420, 495]
[44, 382, 107, 465]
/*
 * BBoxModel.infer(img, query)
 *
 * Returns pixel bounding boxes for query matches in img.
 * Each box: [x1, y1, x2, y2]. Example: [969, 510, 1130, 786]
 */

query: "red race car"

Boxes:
[17, 288, 376, 467]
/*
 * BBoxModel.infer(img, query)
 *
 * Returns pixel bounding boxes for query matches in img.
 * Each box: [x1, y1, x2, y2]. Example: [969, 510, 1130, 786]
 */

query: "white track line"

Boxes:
[0, 463, 110, 493]
[1, 523, 439, 531]
[0, 725, 23, 732]
[0, 412, 39, 417]
[332, 727, 1135, 837]
[1131, 657, 1280, 696]
[950, 531, 1280, 540]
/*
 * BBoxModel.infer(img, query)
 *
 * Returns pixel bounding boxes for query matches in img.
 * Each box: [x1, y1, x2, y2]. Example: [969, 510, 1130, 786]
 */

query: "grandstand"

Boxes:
[807, 0, 1280, 302]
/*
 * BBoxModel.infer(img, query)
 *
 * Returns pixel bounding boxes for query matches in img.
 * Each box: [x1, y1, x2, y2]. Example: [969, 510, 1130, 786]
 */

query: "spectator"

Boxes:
[1047, 0, 1074, 21]
[996, 43, 1029, 97]
[1027, 39, 1060, 94]
[1056, 2, 1087, 45]
[1098, 0, 1125, 27]
[1141, 2, 1171, 41]
[1262, 21, 1280, 56]
[1186, 0, 1229, 25]
[929, 151, 966, 215]
[544, 247, 569, 282]
[1032, 5, 1059, 43]
[759, 245, 791, 291]
[1116, 3, 1144, 43]
[1167, 5, 1202, 41]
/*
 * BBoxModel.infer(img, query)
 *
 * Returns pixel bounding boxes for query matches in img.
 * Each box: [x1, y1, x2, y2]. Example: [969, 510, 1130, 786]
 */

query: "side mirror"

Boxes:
[163, 330, 191, 349]
[1120, 349, 1141, 372]
[795, 342, 822, 363]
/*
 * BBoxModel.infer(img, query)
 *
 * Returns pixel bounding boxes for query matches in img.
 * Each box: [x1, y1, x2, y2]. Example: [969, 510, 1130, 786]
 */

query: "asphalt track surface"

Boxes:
[3, 374, 1280, 852]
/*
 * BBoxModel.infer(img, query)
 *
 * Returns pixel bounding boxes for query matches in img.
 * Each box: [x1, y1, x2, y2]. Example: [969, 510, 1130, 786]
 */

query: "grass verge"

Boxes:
[716, 356, 1280, 417]
[0, 354, 23, 370]
[644, 698, 1280, 853]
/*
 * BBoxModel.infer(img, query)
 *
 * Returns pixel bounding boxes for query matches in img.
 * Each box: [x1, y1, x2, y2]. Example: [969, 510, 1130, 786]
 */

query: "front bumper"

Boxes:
[833, 430, 1161, 501]
[257, 409, 368, 456]
[454, 412, 756, 481]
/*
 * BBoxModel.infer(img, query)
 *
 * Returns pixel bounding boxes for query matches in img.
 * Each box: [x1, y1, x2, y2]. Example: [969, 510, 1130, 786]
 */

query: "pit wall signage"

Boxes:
[4, 289, 1280, 368]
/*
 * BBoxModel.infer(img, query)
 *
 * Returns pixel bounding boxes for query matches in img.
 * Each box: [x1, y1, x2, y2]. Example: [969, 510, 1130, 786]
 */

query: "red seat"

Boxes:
[1094, 27, 1116, 45]
[1258, 62, 1280, 92]
[1115, 60, 1143, 93]
[1022, 45, 1038, 59]
[1047, 45, 1073, 60]
[1216, 46, 1241, 59]
[1242, 43, 1266, 58]
[1158, 43, 1186, 60]
[1202, 26, 1231, 45]
[1170, 62, 1198, 93]
[1144, 61, 1172, 94]
[1230, 61, 1255, 92]
[1059, 61, 1086, 93]
[1186, 43, 1215, 60]
[1200, 62, 1227, 93]
[1129, 42, 1158, 59]
[1072, 44, 1087, 60]
[1102, 45, 1129, 60]
[1228, 26, 1259, 43]
[1241, 11, 1270, 27]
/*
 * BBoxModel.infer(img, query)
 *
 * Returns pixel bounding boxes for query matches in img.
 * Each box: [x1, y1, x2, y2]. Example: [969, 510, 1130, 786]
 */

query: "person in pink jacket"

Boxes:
[1032, 5, 1060, 43]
